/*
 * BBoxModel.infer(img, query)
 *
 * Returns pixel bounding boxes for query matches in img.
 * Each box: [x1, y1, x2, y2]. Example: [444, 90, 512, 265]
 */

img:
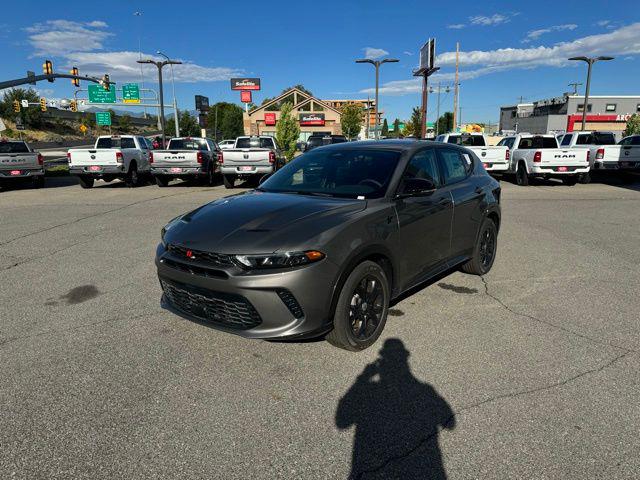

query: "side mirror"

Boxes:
[258, 173, 272, 185]
[397, 177, 437, 198]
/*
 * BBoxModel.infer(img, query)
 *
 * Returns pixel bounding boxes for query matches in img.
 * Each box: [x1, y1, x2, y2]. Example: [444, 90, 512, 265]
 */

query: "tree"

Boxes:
[117, 114, 132, 133]
[623, 114, 640, 137]
[392, 118, 400, 138]
[276, 102, 300, 162]
[436, 112, 454, 135]
[382, 119, 389, 137]
[409, 107, 422, 138]
[341, 102, 364, 140]
[403, 121, 415, 137]
[0, 88, 44, 128]
[206, 102, 245, 140]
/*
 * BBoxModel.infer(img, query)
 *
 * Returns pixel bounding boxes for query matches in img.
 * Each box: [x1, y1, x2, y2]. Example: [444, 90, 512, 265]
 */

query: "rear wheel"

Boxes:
[515, 162, 529, 186]
[562, 176, 578, 186]
[32, 176, 45, 189]
[78, 175, 94, 189]
[223, 174, 235, 189]
[125, 164, 139, 188]
[461, 218, 498, 276]
[326, 261, 389, 351]
[155, 176, 170, 187]
[206, 166, 215, 186]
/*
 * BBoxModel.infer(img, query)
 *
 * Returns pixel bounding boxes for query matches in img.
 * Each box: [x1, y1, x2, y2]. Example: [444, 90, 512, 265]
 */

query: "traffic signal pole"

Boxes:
[0, 73, 110, 90]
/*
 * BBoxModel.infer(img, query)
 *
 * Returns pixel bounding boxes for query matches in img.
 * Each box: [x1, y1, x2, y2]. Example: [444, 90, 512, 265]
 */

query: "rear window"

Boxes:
[447, 135, 486, 147]
[167, 139, 208, 150]
[0, 141, 29, 153]
[517, 137, 557, 149]
[96, 137, 136, 149]
[235, 137, 275, 149]
[576, 133, 616, 145]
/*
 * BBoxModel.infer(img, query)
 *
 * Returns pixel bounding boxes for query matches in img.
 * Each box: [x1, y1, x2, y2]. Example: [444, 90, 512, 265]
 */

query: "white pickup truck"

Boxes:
[150, 137, 220, 187]
[219, 136, 284, 188]
[67, 135, 153, 189]
[435, 133, 510, 174]
[0, 140, 44, 189]
[499, 134, 590, 186]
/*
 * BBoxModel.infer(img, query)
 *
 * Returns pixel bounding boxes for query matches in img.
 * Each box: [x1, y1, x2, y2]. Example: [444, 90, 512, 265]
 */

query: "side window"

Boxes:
[137, 137, 147, 149]
[438, 148, 469, 184]
[561, 134, 572, 146]
[632, 136, 640, 145]
[402, 148, 440, 186]
[620, 137, 632, 146]
[506, 138, 515, 150]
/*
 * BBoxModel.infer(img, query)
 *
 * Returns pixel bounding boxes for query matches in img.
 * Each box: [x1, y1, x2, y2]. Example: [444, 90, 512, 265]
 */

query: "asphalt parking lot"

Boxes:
[1, 175, 639, 479]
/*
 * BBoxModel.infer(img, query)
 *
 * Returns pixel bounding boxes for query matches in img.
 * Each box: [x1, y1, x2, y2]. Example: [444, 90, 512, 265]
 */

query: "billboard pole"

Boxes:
[453, 42, 459, 132]
[414, 38, 439, 139]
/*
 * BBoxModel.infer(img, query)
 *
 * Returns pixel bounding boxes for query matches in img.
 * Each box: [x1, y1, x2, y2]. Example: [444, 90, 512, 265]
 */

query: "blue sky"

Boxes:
[2, 0, 640, 124]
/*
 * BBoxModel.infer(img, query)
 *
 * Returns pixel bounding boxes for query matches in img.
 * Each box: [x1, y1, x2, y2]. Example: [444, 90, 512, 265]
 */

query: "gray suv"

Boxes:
[156, 140, 501, 351]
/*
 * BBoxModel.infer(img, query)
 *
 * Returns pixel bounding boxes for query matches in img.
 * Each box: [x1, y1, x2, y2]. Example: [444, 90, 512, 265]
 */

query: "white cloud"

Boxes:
[403, 51, 413, 56]
[597, 20, 611, 27]
[469, 14, 510, 26]
[523, 24, 578, 43]
[363, 47, 389, 60]
[447, 24, 466, 29]
[26, 20, 112, 56]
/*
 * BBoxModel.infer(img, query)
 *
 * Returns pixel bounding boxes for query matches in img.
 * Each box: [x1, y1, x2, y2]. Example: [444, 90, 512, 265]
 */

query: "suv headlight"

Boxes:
[232, 250, 325, 269]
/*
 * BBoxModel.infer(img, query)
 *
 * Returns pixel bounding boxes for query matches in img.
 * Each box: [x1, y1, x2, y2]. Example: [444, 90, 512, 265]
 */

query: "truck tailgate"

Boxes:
[222, 149, 272, 167]
[0, 153, 39, 169]
[153, 151, 200, 167]
[470, 146, 508, 163]
[68, 149, 122, 166]
[539, 148, 589, 166]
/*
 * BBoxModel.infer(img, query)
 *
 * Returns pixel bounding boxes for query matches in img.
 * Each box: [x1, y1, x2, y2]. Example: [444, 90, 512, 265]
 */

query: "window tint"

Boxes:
[0, 141, 29, 153]
[435, 135, 445, 142]
[235, 137, 275, 149]
[575, 132, 616, 145]
[403, 149, 440, 186]
[632, 136, 640, 145]
[517, 137, 557, 149]
[446, 135, 485, 146]
[438, 148, 469, 184]
[137, 137, 147, 149]
[576, 134, 592, 145]
[561, 134, 572, 146]
[167, 138, 208, 150]
[96, 137, 135, 149]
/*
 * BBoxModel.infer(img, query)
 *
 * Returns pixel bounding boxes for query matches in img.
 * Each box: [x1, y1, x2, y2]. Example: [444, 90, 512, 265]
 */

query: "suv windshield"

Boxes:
[167, 139, 208, 150]
[235, 137, 275, 149]
[447, 135, 485, 146]
[0, 141, 29, 153]
[96, 137, 136, 149]
[259, 148, 401, 199]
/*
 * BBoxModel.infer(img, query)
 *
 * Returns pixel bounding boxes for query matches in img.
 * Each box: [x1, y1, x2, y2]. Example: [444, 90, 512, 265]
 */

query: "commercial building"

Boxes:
[499, 94, 640, 137]
[323, 99, 383, 131]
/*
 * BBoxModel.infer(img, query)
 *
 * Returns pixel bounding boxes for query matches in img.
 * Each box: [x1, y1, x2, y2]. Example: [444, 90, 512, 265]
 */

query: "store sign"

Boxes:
[230, 78, 261, 90]
[195, 95, 210, 111]
[566, 114, 631, 132]
[264, 113, 276, 126]
[299, 113, 325, 126]
[240, 90, 252, 103]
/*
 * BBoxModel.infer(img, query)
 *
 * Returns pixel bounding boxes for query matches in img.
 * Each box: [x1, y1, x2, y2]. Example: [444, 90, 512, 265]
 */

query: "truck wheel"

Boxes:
[155, 176, 169, 187]
[326, 260, 389, 351]
[516, 162, 529, 186]
[562, 176, 578, 186]
[206, 166, 215, 186]
[78, 176, 94, 189]
[223, 174, 235, 189]
[125, 164, 139, 188]
[578, 172, 591, 184]
[461, 217, 498, 276]
[32, 176, 45, 189]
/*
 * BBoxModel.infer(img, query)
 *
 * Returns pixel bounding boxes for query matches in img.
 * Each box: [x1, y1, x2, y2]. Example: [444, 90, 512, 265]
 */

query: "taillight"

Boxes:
[217, 151, 223, 164]
[586, 150, 590, 163]
[596, 148, 604, 160]
[149, 152, 154, 164]
[505, 149, 510, 161]
[269, 151, 276, 164]
[37, 153, 43, 166]
[196, 151, 204, 164]
[533, 151, 542, 163]
[116, 152, 124, 163]
[67, 152, 71, 161]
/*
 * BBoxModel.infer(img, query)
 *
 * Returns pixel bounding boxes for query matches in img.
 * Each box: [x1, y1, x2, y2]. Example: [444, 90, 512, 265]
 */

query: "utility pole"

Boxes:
[429, 83, 450, 135]
[355, 57, 399, 140]
[133, 11, 147, 119]
[453, 42, 460, 132]
[567, 82, 582, 95]
[157, 51, 180, 137]
[568, 56, 614, 131]
[518, 95, 524, 104]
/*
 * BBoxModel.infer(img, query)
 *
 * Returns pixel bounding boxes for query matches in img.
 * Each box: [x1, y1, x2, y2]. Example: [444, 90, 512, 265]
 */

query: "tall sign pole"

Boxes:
[414, 39, 439, 139]
[453, 42, 460, 132]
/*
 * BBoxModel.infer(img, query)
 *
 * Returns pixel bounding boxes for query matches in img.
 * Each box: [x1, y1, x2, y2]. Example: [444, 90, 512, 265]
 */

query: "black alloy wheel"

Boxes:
[349, 275, 385, 340]
[461, 218, 498, 275]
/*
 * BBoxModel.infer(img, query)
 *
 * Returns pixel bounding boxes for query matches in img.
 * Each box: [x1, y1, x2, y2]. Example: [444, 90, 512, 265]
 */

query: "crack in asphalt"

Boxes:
[0, 187, 213, 247]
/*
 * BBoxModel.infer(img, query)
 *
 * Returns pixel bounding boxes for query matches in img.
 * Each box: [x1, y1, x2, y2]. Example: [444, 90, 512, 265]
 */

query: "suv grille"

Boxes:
[168, 244, 234, 267]
[161, 279, 261, 330]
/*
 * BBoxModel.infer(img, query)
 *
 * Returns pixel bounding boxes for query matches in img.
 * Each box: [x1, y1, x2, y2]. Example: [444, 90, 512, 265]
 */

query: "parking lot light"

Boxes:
[355, 58, 399, 140]
[568, 56, 614, 131]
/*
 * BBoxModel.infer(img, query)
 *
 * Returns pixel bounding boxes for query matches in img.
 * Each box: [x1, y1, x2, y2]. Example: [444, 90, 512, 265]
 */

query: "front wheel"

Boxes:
[78, 175, 94, 189]
[326, 261, 389, 351]
[223, 174, 235, 189]
[461, 218, 498, 276]
[125, 165, 139, 188]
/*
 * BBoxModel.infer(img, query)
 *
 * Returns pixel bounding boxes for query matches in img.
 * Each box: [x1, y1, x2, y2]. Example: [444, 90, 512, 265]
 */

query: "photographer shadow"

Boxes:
[336, 339, 455, 479]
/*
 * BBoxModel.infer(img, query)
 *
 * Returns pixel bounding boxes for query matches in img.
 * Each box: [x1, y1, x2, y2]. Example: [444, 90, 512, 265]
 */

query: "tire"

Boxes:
[78, 175, 94, 189]
[32, 176, 45, 189]
[206, 166, 215, 186]
[155, 176, 170, 187]
[515, 162, 529, 186]
[223, 174, 235, 189]
[125, 164, 139, 188]
[562, 176, 578, 186]
[461, 217, 498, 276]
[578, 172, 591, 184]
[326, 260, 390, 351]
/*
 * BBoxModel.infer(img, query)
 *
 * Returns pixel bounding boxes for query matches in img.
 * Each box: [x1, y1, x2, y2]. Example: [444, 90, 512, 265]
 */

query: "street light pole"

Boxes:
[355, 58, 399, 140]
[568, 56, 614, 131]
[137, 57, 182, 147]
[157, 51, 179, 137]
[133, 11, 147, 119]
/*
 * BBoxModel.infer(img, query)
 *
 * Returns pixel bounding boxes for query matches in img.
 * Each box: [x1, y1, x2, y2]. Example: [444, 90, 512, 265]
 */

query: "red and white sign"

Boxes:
[299, 113, 325, 126]
[566, 114, 632, 132]
[264, 113, 276, 126]
[240, 90, 252, 103]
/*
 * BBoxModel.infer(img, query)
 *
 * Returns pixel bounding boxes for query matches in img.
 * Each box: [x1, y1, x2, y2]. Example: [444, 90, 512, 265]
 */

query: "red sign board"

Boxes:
[299, 113, 325, 126]
[566, 114, 631, 132]
[264, 113, 276, 126]
[240, 90, 252, 103]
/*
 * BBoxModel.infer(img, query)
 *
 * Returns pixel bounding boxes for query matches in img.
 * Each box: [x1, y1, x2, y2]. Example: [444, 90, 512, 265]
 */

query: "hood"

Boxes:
[164, 191, 366, 253]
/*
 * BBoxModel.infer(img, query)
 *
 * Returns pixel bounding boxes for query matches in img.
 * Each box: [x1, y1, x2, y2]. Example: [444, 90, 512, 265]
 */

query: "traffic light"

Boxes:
[40, 98, 47, 112]
[101, 74, 110, 91]
[13, 100, 20, 113]
[70, 67, 80, 87]
[42, 60, 54, 82]
[70, 100, 77, 112]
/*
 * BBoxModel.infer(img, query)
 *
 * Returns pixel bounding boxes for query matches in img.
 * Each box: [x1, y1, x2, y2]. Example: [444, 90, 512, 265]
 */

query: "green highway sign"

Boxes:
[95, 111, 112, 126]
[122, 83, 140, 103]
[88, 84, 116, 103]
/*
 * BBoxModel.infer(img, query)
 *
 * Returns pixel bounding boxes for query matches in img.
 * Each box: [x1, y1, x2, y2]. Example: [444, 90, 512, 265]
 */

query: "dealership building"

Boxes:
[499, 94, 640, 137]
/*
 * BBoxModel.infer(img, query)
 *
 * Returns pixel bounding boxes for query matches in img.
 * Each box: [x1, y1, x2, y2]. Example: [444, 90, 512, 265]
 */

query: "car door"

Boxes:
[437, 147, 484, 261]
[620, 136, 640, 166]
[394, 147, 453, 290]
